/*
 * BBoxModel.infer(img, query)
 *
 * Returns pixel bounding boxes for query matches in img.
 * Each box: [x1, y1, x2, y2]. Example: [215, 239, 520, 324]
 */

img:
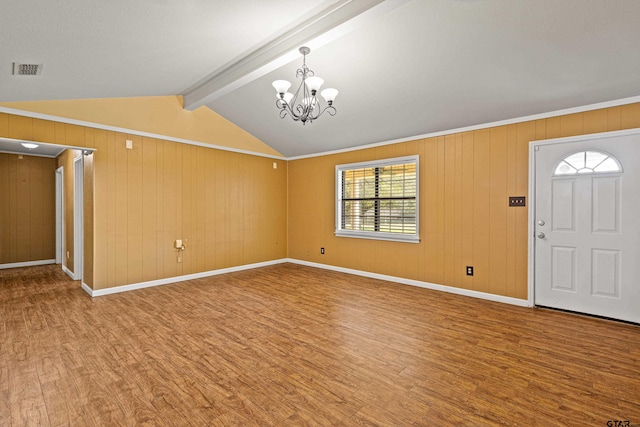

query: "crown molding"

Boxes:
[287, 95, 640, 160]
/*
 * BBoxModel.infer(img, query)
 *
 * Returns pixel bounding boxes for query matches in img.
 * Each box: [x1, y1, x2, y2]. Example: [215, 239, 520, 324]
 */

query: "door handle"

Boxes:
[537, 232, 546, 239]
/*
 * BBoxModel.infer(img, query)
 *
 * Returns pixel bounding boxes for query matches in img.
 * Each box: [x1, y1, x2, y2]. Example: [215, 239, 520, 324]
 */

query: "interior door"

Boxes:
[534, 132, 640, 323]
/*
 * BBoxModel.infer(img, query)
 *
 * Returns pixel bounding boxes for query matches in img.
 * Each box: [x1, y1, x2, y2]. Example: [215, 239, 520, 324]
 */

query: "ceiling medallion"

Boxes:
[272, 46, 338, 125]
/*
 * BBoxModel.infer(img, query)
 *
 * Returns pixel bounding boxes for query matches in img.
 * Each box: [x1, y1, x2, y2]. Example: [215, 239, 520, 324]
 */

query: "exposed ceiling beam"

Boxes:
[182, 0, 409, 111]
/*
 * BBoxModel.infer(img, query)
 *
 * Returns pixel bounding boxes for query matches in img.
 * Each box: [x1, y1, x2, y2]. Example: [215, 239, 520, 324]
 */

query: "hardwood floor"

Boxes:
[1, 263, 639, 426]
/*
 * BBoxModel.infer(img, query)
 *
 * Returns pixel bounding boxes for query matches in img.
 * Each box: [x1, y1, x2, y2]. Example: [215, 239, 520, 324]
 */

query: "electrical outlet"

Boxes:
[466, 266, 474, 276]
[320, 247, 325, 254]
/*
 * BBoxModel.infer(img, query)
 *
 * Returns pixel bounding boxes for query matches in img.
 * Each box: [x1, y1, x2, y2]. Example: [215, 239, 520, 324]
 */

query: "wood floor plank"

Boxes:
[40, 376, 89, 426]
[1, 263, 639, 425]
[8, 363, 49, 426]
[0, 364, 10, 424]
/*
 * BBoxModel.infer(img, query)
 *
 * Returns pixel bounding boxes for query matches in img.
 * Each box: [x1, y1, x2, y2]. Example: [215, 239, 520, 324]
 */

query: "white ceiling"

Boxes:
[2, 0, 640, 157]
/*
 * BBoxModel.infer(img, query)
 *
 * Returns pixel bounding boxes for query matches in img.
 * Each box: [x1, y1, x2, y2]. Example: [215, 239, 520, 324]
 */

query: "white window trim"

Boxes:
[335, 155, 419, 243]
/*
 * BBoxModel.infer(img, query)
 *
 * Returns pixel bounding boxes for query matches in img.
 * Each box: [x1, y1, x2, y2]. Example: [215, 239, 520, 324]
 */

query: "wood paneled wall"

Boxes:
[0, 153, 56, 265]
[0, 113, 288, 290]
[91, 132, 287, 290]
[3, 102, 639, 296]
[288, 103, 640, 300]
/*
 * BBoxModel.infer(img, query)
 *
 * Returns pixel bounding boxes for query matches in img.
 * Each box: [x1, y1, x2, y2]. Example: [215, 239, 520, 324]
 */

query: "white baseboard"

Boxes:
[62, 264, 75, 280]
[83, 259, 288, 297]
[79, 256, 528, 307]
[285, 258, 530, 307]
[81, 282, 93, 296]
[0, 259, 56, 270]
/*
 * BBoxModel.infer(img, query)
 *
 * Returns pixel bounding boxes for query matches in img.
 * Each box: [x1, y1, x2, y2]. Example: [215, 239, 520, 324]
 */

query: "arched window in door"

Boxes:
[553, 150, 622, 176]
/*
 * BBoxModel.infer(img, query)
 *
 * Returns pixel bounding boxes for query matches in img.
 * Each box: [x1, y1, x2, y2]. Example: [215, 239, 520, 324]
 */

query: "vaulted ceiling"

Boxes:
[2, 0, 640, 157]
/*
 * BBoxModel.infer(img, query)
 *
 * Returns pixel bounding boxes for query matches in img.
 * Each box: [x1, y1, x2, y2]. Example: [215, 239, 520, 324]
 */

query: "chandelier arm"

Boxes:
[323, 105, 337, 117]
[276, 99, 293, 120]
[307, 97, 321, 121]
[277, 98, 305, 121]
[296, 80, 313, 122]
[289, 76, 308, 121]
[313, 103, 336, 120]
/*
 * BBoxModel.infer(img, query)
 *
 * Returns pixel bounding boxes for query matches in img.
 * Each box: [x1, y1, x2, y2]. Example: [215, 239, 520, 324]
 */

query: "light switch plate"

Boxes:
[509, 196, 526, 207]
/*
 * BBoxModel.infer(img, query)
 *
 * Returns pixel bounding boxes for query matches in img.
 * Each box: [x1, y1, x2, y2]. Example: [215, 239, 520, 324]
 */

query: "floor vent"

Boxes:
[12, 63, 43, 76]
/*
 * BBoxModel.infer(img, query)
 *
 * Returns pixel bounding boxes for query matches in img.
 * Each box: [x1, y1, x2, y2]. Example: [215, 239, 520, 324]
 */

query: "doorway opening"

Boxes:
[0, 137, 94, 286]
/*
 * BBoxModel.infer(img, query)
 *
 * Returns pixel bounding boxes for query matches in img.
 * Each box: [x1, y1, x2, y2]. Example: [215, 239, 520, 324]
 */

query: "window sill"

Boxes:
[335, 231, 420, 243]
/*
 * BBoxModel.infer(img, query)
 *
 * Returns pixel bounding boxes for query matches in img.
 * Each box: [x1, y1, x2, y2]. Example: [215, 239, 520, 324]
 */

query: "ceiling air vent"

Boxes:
[12, 62, 43, 76]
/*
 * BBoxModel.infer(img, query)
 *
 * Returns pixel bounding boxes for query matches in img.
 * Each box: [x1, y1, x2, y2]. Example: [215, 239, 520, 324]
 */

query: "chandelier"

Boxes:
[272, 46, 338, 125]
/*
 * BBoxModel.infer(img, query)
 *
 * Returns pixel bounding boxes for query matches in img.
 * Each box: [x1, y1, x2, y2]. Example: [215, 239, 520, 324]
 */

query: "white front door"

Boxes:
[534, 131, 640, 323]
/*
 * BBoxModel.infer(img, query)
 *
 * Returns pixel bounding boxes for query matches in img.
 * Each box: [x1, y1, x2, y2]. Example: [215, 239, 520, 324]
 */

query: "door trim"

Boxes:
[527, 127, 640, 307]
[56, 166, 64, 265]
[73, 156, 83, 282]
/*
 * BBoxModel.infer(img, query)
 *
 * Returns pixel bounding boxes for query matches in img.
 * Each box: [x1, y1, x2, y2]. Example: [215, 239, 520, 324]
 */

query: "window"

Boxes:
[336, 156, 419, 242]
[554, 151, 622, 176]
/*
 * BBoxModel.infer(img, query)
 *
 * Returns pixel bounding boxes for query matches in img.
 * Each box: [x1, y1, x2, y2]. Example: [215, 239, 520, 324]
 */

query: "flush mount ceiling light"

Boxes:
[272, 47, 338, 125]
[21, 142, 39, 149]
